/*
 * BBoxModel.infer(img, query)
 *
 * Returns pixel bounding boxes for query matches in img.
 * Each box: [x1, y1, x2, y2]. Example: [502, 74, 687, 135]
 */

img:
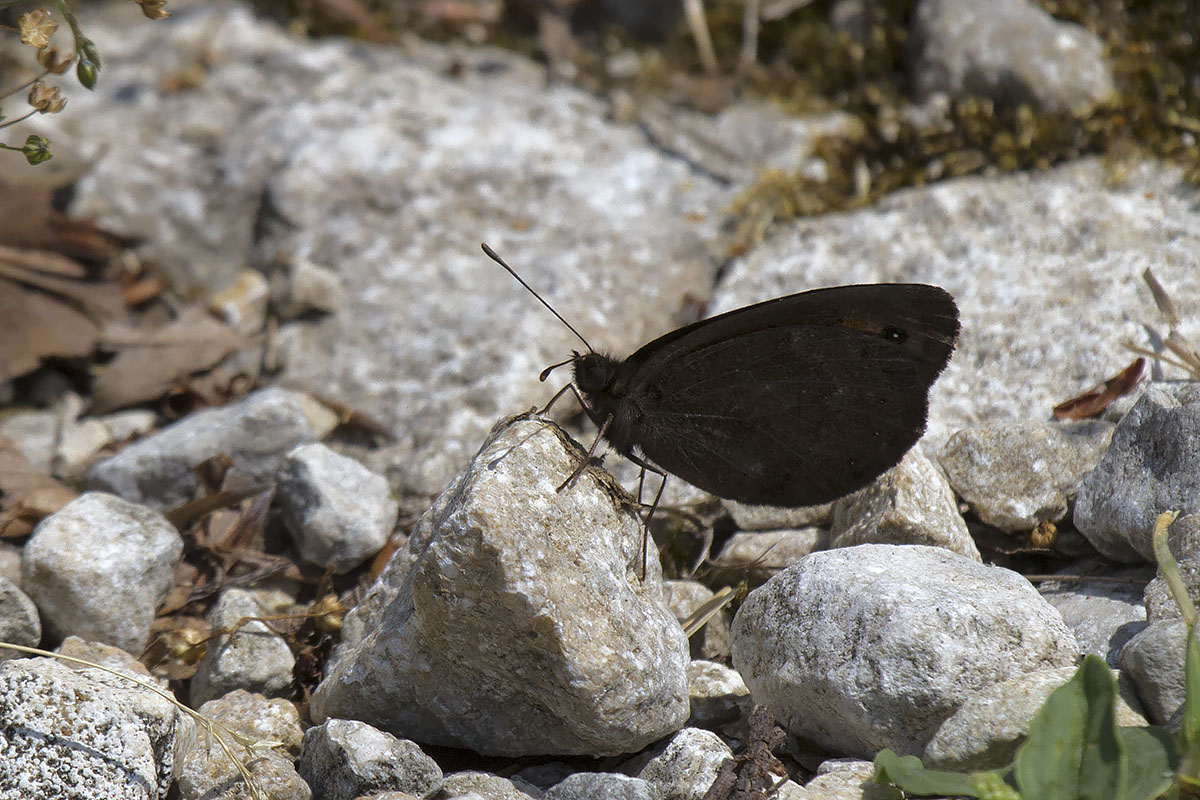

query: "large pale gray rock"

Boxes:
[21, 492, 183, 653]
[1038, 566, 1150, 666]
[298, 719, 443, 800]
[311, 416, 690, 757]
[710, 161, 1200, 455]
[0, 542, 19, 587]
[939, 420, 1114, 532]
[731, 544, 1078, 757]
[0, 407, 57, 472]
[0, 656, 186, 800]
[276, 443, 398, 573]
[39, 3, 728, 500]
[1119, 618, 1188, 727]
[437, 772, 542, 800]
[924, 665, 1147, 771]
[190, 588, 296, 705]
[831, 447, 978, 560]
[910, 0, 1116, 113]
[794, 760, 875, 800]
[628, 727, 731, 800]
[34, 4, 1200, 511]
[86, 387, 338, 509]
[686, 660, 751, 728]
[0, 577, 40, 663]
[1075, 383, 1200, 562]
[177, 690, 309, 800]
[544, 773, 652, 800]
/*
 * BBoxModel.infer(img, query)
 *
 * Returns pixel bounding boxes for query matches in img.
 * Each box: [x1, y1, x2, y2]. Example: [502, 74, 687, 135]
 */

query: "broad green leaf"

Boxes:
[1177, 623, 1200, 777]
[1077, 655, 1124, 800]
[873, 749, 985, 797]
[1015, 655, 1122, 800]
[1117, 726, 1176, 800]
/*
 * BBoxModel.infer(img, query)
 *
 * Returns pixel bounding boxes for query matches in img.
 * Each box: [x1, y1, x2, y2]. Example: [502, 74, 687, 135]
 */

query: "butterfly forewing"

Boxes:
[598, 284, 959, 506]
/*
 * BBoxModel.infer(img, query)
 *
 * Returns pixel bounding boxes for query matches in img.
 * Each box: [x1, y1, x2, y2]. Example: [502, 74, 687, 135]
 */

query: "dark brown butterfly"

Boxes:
[483, 243, 958, 524]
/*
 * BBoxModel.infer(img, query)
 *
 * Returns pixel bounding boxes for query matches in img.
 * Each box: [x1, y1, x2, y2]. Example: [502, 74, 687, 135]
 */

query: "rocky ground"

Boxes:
[1, 0, 1199, 798]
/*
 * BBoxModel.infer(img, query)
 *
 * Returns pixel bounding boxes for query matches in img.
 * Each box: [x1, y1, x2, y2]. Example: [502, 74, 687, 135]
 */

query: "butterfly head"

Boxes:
[572, 352, 618, 394]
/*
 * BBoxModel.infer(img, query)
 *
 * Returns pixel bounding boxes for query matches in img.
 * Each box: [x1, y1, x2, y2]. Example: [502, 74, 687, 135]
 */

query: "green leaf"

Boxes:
[1177, 624, 1200, 791]
[1077, 655, 1124, 800]
[1179, 625, 1200, 752]
[1015, 655, 1122, 800]
[1118, 726, 1176, 800]
[970, 771, 1023, 800]
[872, 749, 986, 797]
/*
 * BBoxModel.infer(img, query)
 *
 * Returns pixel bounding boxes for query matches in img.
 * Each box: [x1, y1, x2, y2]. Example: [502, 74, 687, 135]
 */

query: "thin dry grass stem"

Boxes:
[740, 0, 760, 68]
[680, 585, 736, 638]
[1125, 343, 1194, 374]
[1131, 268, 1200, 379]
[0, 641, 280, 800]
[683, 0, 719, 74]
[1144, 268, 1181, 327]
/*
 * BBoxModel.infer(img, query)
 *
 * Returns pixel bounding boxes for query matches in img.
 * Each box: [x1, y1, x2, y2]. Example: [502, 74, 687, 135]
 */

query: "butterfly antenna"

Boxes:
[481, 243, 594, 353]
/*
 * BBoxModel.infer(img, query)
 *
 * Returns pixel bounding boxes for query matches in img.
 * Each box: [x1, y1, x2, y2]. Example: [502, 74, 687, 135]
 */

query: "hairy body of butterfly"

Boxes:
[570, 284, 959, 507]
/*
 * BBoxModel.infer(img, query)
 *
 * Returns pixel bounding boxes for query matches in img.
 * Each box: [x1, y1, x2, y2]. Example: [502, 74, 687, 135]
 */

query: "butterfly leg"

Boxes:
[625, 453, 667, 580]
[535, 382, 582, 416]
[555, 413, 612, 493]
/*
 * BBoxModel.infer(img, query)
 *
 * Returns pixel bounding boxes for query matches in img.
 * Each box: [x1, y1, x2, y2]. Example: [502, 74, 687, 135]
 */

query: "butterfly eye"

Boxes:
[574, 357, 612, 393]
[583, 364, 609, 390]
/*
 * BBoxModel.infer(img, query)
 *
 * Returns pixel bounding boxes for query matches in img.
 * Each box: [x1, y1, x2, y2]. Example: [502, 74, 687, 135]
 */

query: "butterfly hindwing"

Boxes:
[600, 284, 959, 506]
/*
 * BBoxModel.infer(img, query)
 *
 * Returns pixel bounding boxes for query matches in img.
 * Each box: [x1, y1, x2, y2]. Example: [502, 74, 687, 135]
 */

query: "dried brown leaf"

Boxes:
[0, 248, 125, 319]
[0, 434, 78, 537]
[91, 308, 243, 412]
[120, 275, 167, 307]
[47, 211, 137, 265]
[365, 536, 401, 583]
[315, 0, 389, 40]
[1165, 330, 1200, 376]
[0, 182, 58, 247]
[0, 180, 132, 265]
[211, 489, 273, 552]
[414, 0, 501, 23]
[165, 487, 263, 530]
[0, 276, 99, 382]
[185, 559, 303, 604]
[143, 616, 208, 678]
[0, 244, 84, 278]
[157, 560, 203, 617]
[311, 393, 395, 441]
[1052, 357, 1145, 421]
